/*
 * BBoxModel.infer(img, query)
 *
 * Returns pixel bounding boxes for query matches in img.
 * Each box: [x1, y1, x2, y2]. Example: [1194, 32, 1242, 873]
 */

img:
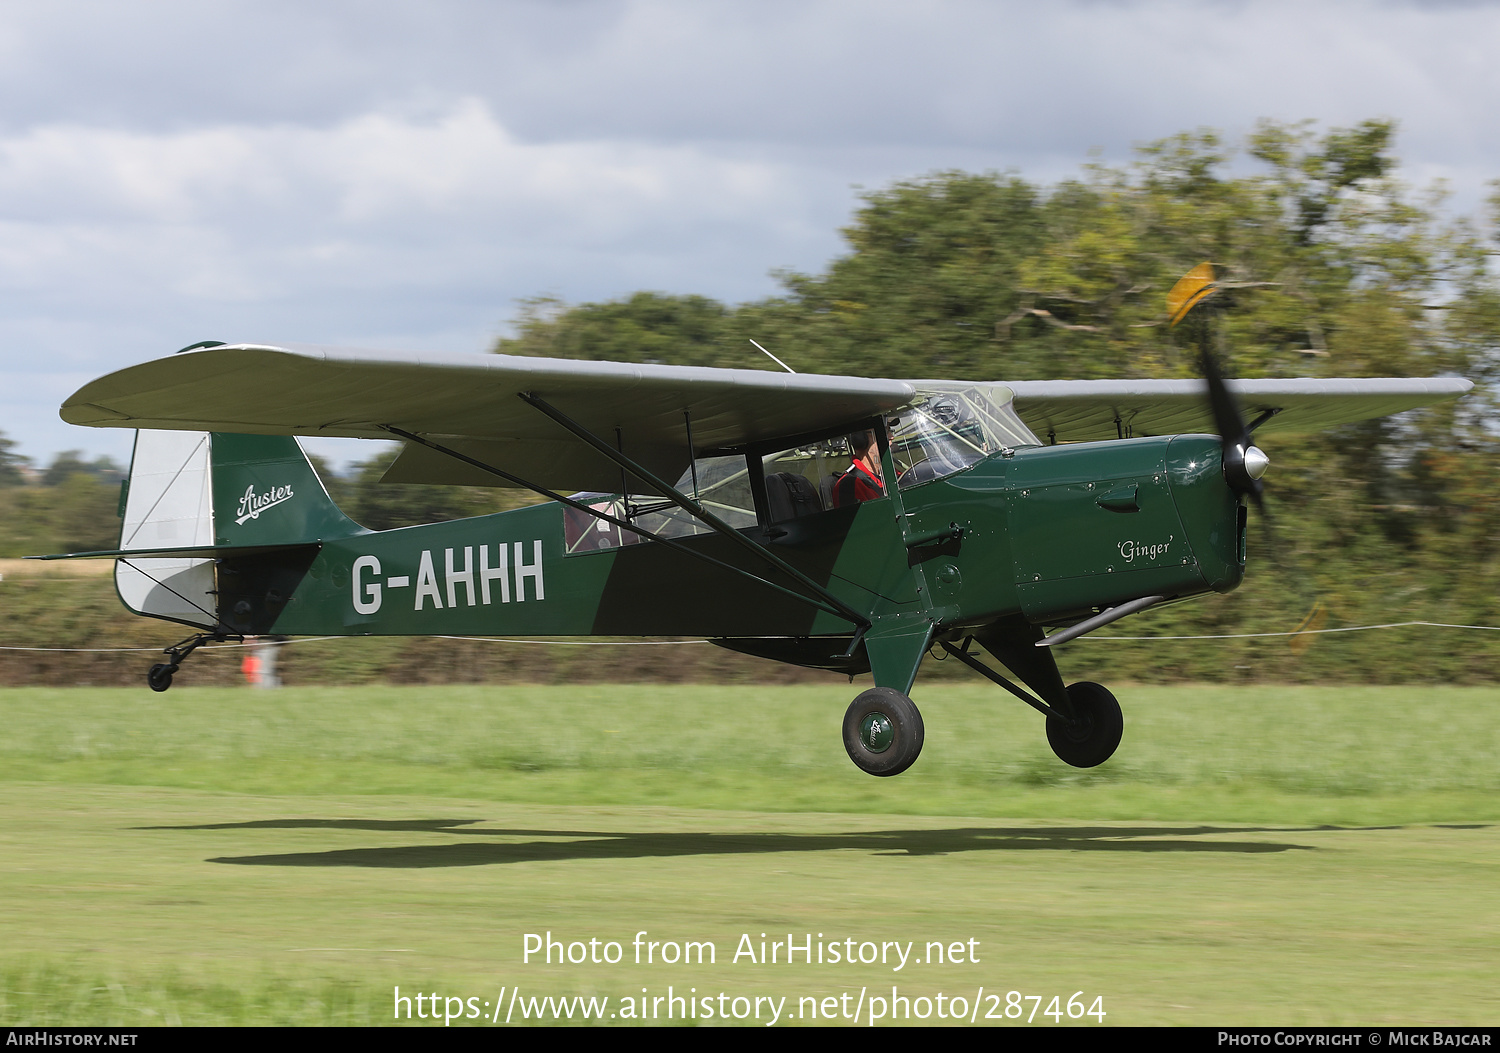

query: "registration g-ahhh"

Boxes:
[40, 267, 1470, 776]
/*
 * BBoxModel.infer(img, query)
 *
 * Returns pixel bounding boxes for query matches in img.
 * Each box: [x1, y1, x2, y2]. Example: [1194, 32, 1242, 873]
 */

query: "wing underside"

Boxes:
[62, 343, 1471, 493]
[63, 343, 917, 493]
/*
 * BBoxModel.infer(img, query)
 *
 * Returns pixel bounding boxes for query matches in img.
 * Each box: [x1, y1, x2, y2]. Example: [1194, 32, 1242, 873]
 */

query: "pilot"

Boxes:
[831, 429, 886, 507]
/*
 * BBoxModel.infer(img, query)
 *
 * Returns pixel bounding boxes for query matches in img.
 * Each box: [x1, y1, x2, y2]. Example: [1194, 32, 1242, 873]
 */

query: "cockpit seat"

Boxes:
[766, 471, 823, 523]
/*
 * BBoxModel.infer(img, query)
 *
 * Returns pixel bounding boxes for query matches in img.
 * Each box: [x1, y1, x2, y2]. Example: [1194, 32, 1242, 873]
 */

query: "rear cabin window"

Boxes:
[562, 455, 756, 553]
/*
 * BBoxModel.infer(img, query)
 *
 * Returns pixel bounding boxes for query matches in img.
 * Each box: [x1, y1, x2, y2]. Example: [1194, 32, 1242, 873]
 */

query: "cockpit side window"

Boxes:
[561, 438, 853, 554]
[562, 386, 1038, 554]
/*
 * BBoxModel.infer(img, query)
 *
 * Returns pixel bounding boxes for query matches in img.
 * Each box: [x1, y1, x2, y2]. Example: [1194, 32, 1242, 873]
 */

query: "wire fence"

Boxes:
[3, 619, 1499, 654]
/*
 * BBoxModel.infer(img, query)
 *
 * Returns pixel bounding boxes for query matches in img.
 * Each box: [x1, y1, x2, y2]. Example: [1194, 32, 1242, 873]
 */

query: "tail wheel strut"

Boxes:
[144, 631, 240, 692]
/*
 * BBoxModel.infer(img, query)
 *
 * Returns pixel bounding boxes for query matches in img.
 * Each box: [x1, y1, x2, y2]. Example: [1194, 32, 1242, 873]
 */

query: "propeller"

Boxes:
[1167, 263, 1325, 651]
[1166, 263, 1271, 513]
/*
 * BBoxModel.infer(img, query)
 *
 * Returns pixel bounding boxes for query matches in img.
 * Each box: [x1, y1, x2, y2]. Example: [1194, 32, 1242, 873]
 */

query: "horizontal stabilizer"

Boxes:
[30, 543, 320, 562]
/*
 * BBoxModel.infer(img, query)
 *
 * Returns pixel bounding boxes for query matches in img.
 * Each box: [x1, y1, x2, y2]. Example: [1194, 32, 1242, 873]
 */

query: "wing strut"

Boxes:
[382, 425, 869, 628]
[516, 392, 874, 630]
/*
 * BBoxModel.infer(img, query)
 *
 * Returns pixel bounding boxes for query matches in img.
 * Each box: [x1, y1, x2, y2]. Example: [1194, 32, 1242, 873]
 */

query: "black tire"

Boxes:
[1046, 681, 1123, 768]
[843, 687, 924, 777]
[147, 663, 175, 693]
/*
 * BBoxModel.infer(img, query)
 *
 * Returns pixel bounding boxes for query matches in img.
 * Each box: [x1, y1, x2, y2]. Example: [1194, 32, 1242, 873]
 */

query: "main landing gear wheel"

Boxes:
[1046, 681, 1123, 768]
[843, 687, 924, 777]
[147, 663, 176, 692]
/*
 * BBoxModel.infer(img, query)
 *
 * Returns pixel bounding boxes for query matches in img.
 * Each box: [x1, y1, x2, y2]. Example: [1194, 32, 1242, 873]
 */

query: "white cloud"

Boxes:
[0, 98, 844, 461]
[0, 100, 795, 229]
[0, 98, 828, 313]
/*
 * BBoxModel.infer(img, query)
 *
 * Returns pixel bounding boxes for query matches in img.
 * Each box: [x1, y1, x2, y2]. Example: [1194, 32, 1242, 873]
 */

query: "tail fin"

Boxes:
[116, 431, 361, 629]
[204, 432, 361, 546]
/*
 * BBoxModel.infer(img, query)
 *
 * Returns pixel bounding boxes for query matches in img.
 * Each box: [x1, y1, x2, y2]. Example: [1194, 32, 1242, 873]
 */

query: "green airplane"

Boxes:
[44, 277, 1470, 777]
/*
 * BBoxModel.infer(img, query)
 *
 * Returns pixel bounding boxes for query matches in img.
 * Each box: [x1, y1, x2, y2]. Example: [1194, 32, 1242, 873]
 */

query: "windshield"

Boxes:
[890, 385, 1040, 488]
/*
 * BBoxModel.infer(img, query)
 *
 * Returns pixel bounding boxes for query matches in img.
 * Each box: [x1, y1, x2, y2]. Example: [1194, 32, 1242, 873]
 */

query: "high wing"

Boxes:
[1004, 377, 1473, 444]
[62, 343, 1472, 493]
[62, 343, 916, 493]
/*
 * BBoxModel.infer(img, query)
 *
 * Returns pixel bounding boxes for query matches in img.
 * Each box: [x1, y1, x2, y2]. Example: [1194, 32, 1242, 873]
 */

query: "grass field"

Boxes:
[1, 681, 1496, 1026]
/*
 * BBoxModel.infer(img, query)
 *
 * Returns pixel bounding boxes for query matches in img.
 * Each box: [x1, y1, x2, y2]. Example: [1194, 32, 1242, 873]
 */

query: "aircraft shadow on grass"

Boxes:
[133, 819, 1348, 868]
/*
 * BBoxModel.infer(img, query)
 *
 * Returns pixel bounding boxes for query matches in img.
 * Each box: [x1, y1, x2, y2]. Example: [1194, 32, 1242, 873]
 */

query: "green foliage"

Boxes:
[0, 431, 29, 487]
[498, 119, 1492, 391]
[0, 445, 127, 557]
[495, 120, 1500, 660]
[503, 292, 734, 367]
[0, 474, 121, 558]
[39, 450, 121, 488]
[12, 567, 1500, 687]
[750, 172, 1051, 378]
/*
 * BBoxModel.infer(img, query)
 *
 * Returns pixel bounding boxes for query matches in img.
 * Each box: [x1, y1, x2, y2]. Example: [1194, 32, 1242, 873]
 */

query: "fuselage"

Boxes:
[238, 433, 1245, 641]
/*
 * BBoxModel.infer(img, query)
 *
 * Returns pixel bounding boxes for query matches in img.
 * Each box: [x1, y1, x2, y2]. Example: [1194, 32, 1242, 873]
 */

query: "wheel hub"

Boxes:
[858, 712, 895, 753]
[1061, 711, 1095, 742]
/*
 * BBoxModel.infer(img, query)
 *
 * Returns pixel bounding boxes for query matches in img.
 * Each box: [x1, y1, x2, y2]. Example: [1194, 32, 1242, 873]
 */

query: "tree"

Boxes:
[499, 120, 1484, 390]
[499, 292, 737, 368]
[0, 431, 28, 487]
[486, 120, 1500, 681]
[41, 451, 122, 488]
[0, 473, 121, 557]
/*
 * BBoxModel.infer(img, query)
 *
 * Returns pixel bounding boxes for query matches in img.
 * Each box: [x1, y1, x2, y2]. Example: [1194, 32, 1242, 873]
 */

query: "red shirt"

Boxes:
[832, 460, 884, 507]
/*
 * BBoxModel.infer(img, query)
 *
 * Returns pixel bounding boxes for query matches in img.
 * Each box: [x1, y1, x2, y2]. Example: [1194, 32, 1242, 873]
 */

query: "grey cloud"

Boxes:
[0, 0, 1495, 464]
[1, 2, 1493, 153]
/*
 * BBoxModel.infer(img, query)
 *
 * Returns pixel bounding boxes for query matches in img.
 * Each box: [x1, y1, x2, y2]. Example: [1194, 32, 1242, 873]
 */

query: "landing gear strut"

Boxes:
[843, 687, 924, 777]
[940, 625, 1125, 769]
[145, 631, 239, 692]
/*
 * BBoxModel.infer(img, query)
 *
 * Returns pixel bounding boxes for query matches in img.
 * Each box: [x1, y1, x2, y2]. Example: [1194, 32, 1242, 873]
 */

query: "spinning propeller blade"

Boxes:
[1167, 263, 1270, 513]
[1169, 263, 1323, 651]
[1288, 600, 1330, 656]
[1166, 261, 1218, 326]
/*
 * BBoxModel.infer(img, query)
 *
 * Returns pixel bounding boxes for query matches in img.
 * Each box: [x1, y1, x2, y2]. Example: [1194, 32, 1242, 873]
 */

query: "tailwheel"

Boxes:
[143, 631, 238, 693]
[843, 687, 924, 777]
[1046, 682, 1123, 768]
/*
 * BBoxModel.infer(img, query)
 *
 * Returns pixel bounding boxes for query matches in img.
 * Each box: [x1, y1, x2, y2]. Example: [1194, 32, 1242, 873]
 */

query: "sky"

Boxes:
[1, 0, 1495, 470]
